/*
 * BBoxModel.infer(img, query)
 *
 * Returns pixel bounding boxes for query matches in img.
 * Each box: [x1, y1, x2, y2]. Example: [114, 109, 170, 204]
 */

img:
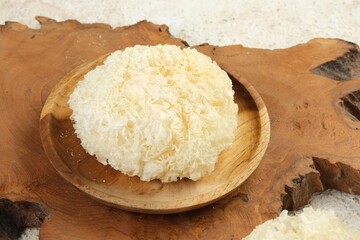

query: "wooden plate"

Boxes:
[39, 54, 270, 214]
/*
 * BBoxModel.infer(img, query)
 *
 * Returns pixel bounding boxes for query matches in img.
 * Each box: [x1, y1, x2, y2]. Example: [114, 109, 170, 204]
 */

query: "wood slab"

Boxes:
[1, 17, 360, 239]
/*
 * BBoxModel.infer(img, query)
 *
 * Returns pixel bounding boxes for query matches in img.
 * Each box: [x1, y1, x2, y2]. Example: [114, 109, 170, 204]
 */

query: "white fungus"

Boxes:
[68, 45, 238, 182]
[244, 206, 360, 240]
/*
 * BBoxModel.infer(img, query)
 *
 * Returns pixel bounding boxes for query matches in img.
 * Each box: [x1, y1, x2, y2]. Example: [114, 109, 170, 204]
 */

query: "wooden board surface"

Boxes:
[0, 17, 360, 239]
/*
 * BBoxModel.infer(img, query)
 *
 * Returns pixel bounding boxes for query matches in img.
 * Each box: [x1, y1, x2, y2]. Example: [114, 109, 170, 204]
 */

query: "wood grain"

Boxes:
[39, 52, 270, 214]
[0, 18, 360, 239]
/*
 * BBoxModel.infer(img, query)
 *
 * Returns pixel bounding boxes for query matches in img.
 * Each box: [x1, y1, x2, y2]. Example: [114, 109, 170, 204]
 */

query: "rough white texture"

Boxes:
[310, 190, 360, 232]
[1, 1, 359, 240]
[1, 0, 360, 49]
[244, 205, 360, 240]
[68, 45, 238, 182]
[18, 228, 39, 240]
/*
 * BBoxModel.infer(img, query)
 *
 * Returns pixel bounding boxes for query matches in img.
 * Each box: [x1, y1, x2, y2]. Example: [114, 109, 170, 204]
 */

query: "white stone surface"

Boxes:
[0, 1, 359, 239]
[18, 228, 39, 240]
[1, 0, 360, 49]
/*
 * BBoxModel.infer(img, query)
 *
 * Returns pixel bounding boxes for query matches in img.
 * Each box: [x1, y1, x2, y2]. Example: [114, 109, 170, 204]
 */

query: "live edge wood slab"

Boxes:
[0, 17, 359, 239]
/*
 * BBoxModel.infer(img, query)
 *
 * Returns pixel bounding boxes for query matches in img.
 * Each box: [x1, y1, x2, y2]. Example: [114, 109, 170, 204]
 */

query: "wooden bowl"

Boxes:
[40, 54, 270, 214]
